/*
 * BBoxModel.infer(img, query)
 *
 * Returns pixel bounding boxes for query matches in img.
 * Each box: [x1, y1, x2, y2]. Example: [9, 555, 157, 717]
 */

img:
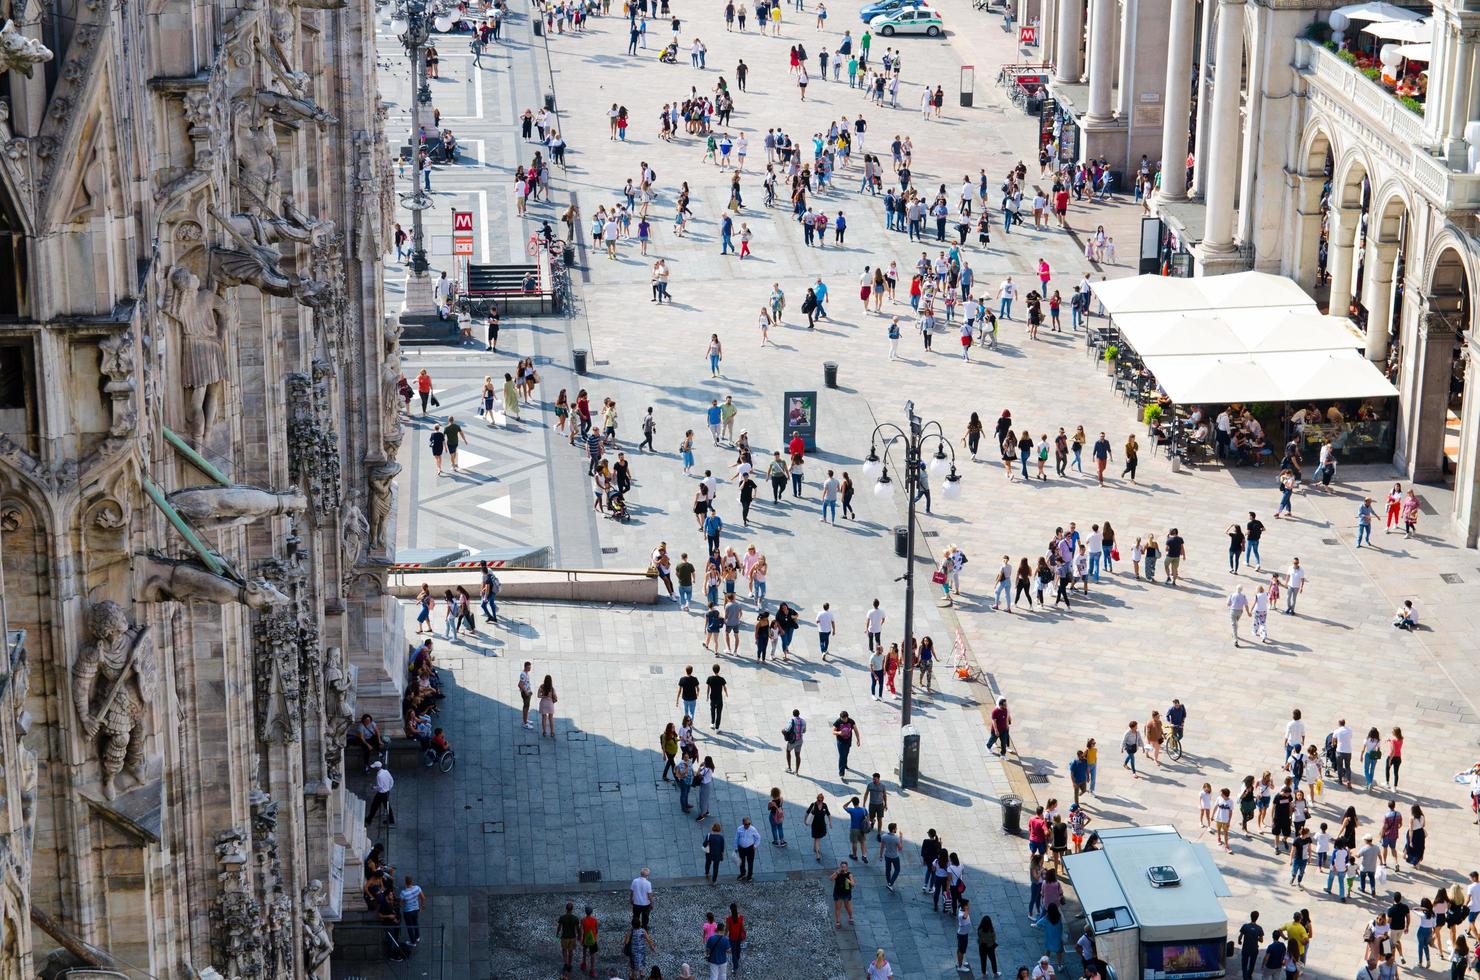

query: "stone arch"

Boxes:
[1356, 186, 1414, 362]
[1298, 118, 1340, 179]
[1369, 183, 1413, 245]
[1332, 149, 1373, 209]
[1423, 230, 1479, 300]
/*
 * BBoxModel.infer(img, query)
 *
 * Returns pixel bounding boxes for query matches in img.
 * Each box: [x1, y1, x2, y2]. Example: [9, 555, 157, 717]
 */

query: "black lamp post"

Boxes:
[862, 401, 962, 788]
[390, 0, 449, 279]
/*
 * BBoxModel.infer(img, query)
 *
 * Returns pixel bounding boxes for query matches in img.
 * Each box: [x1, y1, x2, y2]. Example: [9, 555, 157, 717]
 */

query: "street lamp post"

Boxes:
[390, 0, 450, 317]
[862, 401, 962, 789]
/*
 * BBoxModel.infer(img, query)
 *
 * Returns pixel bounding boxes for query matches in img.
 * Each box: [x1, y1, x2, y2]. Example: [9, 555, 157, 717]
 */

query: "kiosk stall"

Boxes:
[1065, 827, 1232, 980]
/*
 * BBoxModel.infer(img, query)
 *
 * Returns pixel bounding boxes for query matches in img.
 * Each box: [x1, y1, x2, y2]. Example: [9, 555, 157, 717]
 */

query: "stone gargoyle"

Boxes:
[167, 486, 307, 530]
[0, 20, 52, 78]
[136, 555, 290, 609]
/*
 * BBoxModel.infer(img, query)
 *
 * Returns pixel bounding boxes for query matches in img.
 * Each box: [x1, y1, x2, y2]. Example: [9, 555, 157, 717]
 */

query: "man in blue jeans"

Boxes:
[1245, 512, 1265, 570]
[997, 276, 1016, 319]
[1356, 497, 1376, 547]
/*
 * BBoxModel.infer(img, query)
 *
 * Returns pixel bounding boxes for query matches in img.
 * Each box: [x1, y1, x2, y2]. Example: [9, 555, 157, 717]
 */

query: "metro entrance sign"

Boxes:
[452, 210, 474, 257]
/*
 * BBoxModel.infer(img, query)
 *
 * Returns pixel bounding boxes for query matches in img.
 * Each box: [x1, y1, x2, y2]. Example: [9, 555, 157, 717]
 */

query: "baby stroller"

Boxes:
[658, 41, 678, 63]
[606, 490, 631, 522]
[1321, 732, 1340, 779]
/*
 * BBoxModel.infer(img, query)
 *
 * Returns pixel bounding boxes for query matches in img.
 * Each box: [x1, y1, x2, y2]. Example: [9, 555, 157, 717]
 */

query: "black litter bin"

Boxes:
[823, 361, 838, 388]
[544, 91, 557, 112]
[1001, 794, 1023, 834]
[893, 526, 909, 558]
[573, 349, 588, 374]
[563, 244, 577, 267]
[533, 17, 543, 35]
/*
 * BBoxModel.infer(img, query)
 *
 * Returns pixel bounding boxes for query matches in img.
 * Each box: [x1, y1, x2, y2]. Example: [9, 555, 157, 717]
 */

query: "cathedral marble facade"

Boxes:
[0, 0, 399, 971]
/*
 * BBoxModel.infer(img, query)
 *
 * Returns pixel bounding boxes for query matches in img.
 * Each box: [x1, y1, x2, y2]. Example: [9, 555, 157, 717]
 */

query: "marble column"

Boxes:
[1191, 3, 1217, 196]
[1041, 0, 1057, 67]
[1286, 174, 1324, 288]
[1444, 29, 1475, 161]
[1158, 0, 1197, 202]
[1085, 0, 1117, 121]
[1201, 0, 1245, 251]
[1454, 333, 1480, 547]
[1406, 312, 1458, 481]
[1325, 206, 1358, 319]
[1055, 0, 1084, 84]
[1361, 241, 1399, 362]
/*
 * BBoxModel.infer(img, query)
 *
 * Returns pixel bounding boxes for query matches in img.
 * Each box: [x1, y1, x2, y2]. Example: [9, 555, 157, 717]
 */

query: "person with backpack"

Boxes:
[480, 562, 501, 623]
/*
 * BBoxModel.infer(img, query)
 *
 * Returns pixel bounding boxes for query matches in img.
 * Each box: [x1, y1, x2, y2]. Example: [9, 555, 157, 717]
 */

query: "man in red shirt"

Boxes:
[578, 906, 600, 976]
[787, 430, 806, 457]
[1027, 806, 1049, 857]
[987, 698, 1012, 757]
[1053, 187, 1070, 228]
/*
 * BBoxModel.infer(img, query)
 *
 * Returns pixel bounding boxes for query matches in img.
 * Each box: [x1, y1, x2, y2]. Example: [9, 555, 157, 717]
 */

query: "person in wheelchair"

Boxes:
[658, 41, 678, 63]
[425, 727, 455, 770]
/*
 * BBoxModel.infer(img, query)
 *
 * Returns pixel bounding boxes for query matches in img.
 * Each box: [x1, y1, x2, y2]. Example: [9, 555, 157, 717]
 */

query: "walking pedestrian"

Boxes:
[805, 793, 832, 862]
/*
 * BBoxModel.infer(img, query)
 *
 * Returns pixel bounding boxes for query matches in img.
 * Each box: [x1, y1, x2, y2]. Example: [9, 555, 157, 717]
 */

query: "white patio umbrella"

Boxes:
[1391, 41, 1432, 60]
[1334, 2, 1423, 22]
[1362, 18, 1431, 41]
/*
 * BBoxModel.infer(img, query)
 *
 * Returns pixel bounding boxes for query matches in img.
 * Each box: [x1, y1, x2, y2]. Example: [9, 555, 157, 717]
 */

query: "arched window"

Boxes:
[0, 179, 27, 318]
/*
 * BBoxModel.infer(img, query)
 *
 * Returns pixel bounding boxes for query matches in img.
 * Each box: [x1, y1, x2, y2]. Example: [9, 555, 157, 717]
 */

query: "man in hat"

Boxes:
[365, 760, 395, 826]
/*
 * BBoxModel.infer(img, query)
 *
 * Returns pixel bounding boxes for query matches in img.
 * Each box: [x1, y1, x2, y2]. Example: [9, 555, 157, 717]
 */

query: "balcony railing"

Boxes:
[1295, 39, 1480, 211]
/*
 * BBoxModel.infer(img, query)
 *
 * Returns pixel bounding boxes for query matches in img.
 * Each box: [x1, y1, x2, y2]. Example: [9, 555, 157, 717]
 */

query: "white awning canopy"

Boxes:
[1142, 349, 1399, 403]
[1114, 310, 1364, 357]
[1391, 41, 1432, 60]
[1090, 273, 1318, 318]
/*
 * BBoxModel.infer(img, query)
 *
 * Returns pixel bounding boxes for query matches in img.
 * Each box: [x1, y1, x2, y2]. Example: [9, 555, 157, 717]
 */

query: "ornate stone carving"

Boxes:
[252, 556, 306, 743]
[209, 205, 333, 308]
[380, 316, 405, 457]
[0, 435, 79, 493]
[71, 601, 154, 800]
[322, 646, 353, 784]
[302, 879, 332, 972]
[266, 885, 295, 977]
[341, 501, 369, 578]
[97, 331, 137, 438]
[0, 20, 53, 77]
[367, 462, 399, 553]
[160, 266, 232, 448]
[135, 554, 291, 609]
[167, 486, 307, 530]
[285, 362, 342, 519]
[254, 33, 339, 129]
[209, 828, 264, 978]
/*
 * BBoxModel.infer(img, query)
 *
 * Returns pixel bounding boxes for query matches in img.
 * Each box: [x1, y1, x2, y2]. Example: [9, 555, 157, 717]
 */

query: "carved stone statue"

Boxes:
[322, 645, 354, 783]
[0, 20, 53, 77]
[266, 885, 295, 975]
[367, 462, 399, 552]
[341, 502, 368, 571]
[98, 331, 137, 438]
[72, 601, 154, 800]
[136, 554, 291, 609]
[302, 880, 333, 972]
[161, 266, 232, 447]
[236, 108, 281, 217]
[168, 485, 307, 530]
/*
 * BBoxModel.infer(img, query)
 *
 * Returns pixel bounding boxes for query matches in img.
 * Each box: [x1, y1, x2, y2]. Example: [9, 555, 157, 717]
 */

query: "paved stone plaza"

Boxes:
[375, 2, 1480, 979]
